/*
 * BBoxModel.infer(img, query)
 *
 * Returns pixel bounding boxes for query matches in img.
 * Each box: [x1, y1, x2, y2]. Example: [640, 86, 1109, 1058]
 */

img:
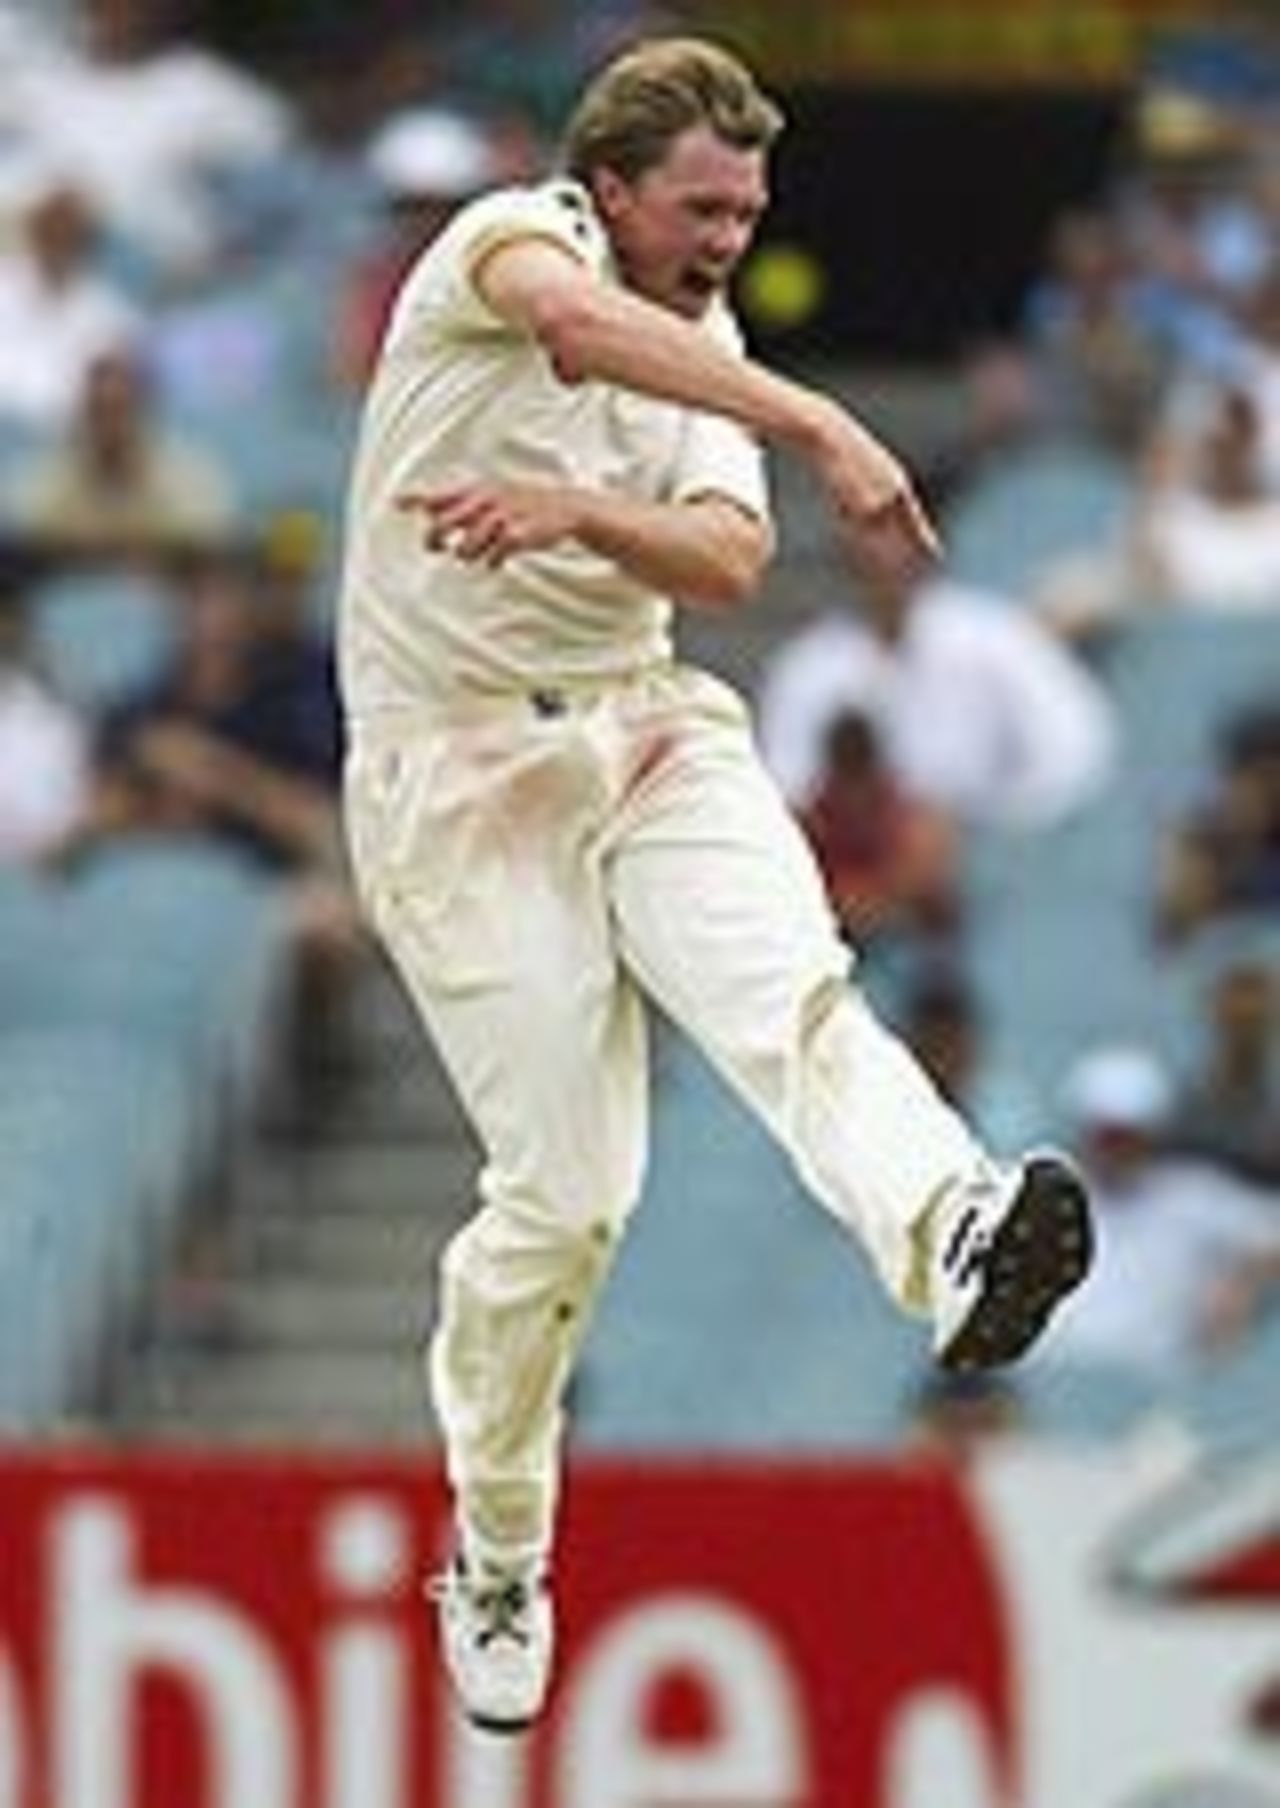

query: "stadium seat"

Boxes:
[61, 838, 288, 1110]
[0, 1028, 194, 1425]
[945, 440, 1133, 601]
[30, 567, 176, 711]
[581, 1035, 920, 1452]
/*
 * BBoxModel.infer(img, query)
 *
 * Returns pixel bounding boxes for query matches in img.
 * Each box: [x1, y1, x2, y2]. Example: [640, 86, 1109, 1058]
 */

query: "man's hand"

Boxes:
[397, 482, 584, 567]
[808, 405, 942, 587]
[398, 478, 769, 607]
[134, 721, 237, 804]
[837, 484, 941, 589]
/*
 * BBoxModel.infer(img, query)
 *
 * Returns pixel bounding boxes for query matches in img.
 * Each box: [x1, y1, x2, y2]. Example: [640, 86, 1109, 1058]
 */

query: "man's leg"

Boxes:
[609, 673, 1087, 1336]
[346, 726, 648, 1569]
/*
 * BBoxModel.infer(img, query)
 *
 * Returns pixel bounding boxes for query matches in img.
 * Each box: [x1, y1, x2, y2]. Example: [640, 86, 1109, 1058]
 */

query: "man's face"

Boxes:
[595, 124, 768, 318]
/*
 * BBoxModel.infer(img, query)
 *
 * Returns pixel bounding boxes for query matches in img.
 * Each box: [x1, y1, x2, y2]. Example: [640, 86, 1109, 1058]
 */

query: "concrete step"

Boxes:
[299, 1047, 471, 1143]
[123, 1403, 433, 1446]
[233, 1138, 477, 1220]
[227, 1201, 454, 1284]
[342, 949, 424, 1051]
[221, 1274, 426, 1350]
[115, 1346, 435, 1443]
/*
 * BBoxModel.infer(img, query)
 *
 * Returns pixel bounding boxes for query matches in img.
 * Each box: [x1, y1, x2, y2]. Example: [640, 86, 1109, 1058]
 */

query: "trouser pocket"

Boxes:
[345, 735, 511, 994]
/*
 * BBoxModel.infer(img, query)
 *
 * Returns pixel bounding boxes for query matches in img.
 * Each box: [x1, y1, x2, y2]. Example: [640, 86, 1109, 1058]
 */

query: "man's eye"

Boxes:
[687, 199, 761, 228]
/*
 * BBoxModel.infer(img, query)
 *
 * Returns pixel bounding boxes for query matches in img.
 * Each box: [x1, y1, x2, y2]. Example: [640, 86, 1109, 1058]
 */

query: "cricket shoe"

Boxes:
[930, 1153, 1092, 1372]
[430, 1558, 554, 1734]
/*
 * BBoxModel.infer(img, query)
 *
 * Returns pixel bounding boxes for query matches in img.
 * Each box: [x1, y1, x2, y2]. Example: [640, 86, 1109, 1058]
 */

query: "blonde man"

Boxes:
[338, 37, 1091, 1731]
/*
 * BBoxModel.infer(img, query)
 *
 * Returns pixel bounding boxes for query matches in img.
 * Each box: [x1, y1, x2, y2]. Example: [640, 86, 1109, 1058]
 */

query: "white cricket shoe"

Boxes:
[430, 1559, 554, 1734]
[930, 1153, 1092, 1371]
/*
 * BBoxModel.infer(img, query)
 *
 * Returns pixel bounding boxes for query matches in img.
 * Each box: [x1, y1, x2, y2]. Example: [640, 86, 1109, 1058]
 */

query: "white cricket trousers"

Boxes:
[344, 665, 986, 1570]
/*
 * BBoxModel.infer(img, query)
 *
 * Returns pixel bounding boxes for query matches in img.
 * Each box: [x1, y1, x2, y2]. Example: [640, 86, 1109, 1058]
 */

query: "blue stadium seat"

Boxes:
[30, 568, 175, 711]
[60, 838, 287, 1108]
[963, 610, 1280, 1116]
[0, 1028, 194, 1425]
[945, 440, 1134, 601]
[581, 1035, 920, 1452]
[1104, 612, 1280, 819]
[0, 840, 287, 1426]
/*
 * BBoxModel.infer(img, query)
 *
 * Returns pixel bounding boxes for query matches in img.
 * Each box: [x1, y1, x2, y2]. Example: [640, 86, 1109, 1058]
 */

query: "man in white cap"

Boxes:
[1040, 1044, 1279, 1379]
[335, 107, 503, 384]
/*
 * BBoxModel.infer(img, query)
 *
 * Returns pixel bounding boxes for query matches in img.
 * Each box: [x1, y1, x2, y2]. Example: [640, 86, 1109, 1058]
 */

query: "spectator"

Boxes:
[1024, 208, 1168, 453]
[1141, 385, 1280, 610]
[1036, 383, 1280, 640]
[1040, 1044, 1280, 1379]
[427, 0, 674, 138]
[1142, 258, 1280, 502]
[757, 569, 1118, 830]
[921, 336, 1047, 511]
[8, 0, 296, 281]
[796, 706, 960, 953]
[148, 235, 305, 428]
[1232, 255, 1280, 493]
[1116, 93, 1250, 379]
[5, 344, 239, 558]
[1172, 955, 1280, 1188]
[62, 545, 359, 1100]
[1155, 703, 1280, 943]
[246, 512, 344, 784]
[0, 161, 140, 435]
[0, 547, 89, 863]
[69, 549, 341, 873]
[334, 107, 504, 388]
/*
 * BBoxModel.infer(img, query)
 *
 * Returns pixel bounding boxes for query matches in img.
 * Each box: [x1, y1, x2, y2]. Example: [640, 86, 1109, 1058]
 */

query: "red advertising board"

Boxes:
[0, 1447, 1273, 1808]
[0, 1450, 1012, 1808]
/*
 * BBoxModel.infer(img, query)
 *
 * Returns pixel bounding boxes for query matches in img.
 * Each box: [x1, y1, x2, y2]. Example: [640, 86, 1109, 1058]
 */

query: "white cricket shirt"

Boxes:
[338, 179, 770, 714]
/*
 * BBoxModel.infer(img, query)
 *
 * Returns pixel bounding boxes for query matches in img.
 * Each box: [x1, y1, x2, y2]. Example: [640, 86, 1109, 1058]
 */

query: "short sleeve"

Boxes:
[385, 180, 608, 348]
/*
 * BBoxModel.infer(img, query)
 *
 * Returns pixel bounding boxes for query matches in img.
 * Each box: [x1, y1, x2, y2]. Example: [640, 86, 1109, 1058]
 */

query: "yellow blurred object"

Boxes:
[741, 243, 826, 330]
[262, 508, 326, 576]
[1136, 87, 1243, 161]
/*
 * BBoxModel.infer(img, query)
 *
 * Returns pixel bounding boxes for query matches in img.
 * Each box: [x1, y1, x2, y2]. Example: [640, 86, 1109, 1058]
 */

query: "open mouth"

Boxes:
[675, 266, 723, 311]
[689, 259, 729, 287]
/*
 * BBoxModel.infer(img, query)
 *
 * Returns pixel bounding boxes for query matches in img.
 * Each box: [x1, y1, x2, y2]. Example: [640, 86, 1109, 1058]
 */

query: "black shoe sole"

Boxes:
[938, 1156, 1093, 1373]
[466, 1709, 538, 1736]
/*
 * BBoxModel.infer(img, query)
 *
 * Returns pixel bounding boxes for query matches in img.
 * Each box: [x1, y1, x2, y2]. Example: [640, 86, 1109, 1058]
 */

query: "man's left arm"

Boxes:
[399, 477, 772, 609]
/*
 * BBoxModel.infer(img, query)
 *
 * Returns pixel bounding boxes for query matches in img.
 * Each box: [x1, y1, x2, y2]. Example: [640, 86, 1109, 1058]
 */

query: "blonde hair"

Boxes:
[563, 37, 783, 184]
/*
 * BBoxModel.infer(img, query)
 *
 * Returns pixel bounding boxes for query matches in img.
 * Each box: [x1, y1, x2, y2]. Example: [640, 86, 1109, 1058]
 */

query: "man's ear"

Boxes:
[590, 166, 632, 225]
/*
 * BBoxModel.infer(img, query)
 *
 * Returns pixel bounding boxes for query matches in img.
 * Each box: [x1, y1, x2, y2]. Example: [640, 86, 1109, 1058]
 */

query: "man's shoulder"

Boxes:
[445, 177, 605, 263]
[391, 177, 606, 328]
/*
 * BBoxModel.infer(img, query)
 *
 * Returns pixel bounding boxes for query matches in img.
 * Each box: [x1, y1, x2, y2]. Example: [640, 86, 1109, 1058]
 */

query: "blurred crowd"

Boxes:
[0, 0, 1275, 1447]
[0, 0, 673, 1097]
[754, 25, 1280, 1444]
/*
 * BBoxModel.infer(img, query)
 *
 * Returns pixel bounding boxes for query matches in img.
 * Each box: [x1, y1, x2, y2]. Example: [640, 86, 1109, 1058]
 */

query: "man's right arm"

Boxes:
[473, 236, 940, 584]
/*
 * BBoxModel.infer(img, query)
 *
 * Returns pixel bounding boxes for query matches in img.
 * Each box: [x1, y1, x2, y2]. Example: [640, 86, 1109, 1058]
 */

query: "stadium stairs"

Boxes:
[98, 948, 474, 1446]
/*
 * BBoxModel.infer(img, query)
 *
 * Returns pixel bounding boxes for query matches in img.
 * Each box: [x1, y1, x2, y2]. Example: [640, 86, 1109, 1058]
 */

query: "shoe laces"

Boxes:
[430, 1567, 538, 1648]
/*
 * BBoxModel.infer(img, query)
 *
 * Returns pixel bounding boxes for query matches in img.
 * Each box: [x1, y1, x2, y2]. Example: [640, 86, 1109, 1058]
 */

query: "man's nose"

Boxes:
[706, 220, 752, 264]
